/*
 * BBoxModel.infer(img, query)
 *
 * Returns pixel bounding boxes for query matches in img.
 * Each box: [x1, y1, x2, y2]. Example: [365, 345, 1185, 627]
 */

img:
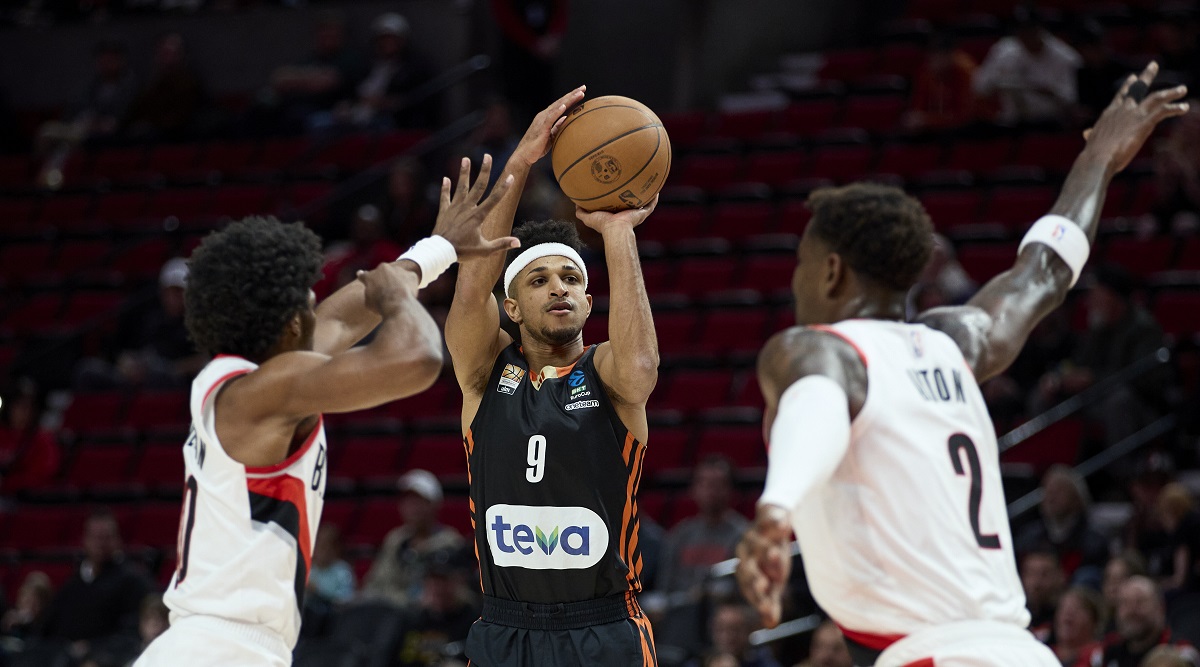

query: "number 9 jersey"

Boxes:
[466, 343, 646, 604]
[162, 355, 327, 652]
[794, 320, 1029, 651]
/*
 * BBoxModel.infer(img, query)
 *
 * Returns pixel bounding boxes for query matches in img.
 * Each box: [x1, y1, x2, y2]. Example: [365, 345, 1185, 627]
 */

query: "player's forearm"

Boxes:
[313, 277, 382, 356]
[1047, 150, 1113, 243]
[365, 285, 443, 393]
[602, 225, 659, 376]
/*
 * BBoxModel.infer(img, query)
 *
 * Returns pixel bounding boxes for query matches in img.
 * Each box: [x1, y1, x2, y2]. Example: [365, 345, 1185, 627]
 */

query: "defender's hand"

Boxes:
[575, 195, 659, 235]
[434, 155, 520, 260]
[357, 261, 418, 317]
[513, 86, 587, 166]
[735, 504, 792, 629]
[1083, 62, 1189, 174]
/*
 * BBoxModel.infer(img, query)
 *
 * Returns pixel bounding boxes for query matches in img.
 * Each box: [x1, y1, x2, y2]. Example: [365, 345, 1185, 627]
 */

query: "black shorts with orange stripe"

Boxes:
[465, 593, 658, 667]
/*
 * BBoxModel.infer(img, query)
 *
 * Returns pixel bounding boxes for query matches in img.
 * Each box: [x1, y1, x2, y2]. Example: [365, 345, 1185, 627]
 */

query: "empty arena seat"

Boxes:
[1000, 418, 1082, 472]
[655, 369, 736, 413]
[133, 444, 184, 489]
[636, 205, 707, 243]
[732, 372, 765, 407]
[809, 144, 875, 183]
[112, 238, 171, 280]
[920, 190, 983, 230]
[694, 425, 766, 468]
[877, 43, 925, 79]
[713, 109, 775, 141]
[651, 310, 700, 350]
[694, 307, 772, 356]
[331, 437, 404, 484]
[352, 498, 401, 546]
[641, 428, 691, 477]
[4, 294, 63, 334]
[744, 150, 807, 187]
[405, 434, 467, 477]
[438, 496, 473, 536]
[90, 147, 147, 182]
[52, 241, 112, 274]
[146, 188, 212, 222]
[125, 392, 189, 431]
[59, 291, 123, 327]
[0, 505, 84, 549]
[258, 138, 309, 170]
[840, 95, 906, 134]
[946, 138, 1013, 173]
[1177, 237, 1200, 270]
[660, 111, 709, 148]
[673, 257, 738, 297]
[1013, 133, 1084, 172]
[1103, 237, 1176, 278]
[984, 186, 1057, 228]
[147, 144, 201, 177]
[737, 255, 796, 294]
[38, 194, 93, 224]
[876, 143, 944, 178]
[957, 243, 1018, 284]
[61, 392, 126, 433]
[1154, 291, 1200, 337]
[0, 155, 31, 187]
[819, 49, 878, 83]
[779, 101, 839, 137]
[710, 202, 777, 241]
[200, 141, 260, 174]
[212, 185, 273, 218]
[582, 314, 608, 346]
[0, 241, 55, 283]
[64, 444, 135, 489]
[370, 130, 429, 162]
[675, 154, 744, 191]
[129, 503, 182, 549]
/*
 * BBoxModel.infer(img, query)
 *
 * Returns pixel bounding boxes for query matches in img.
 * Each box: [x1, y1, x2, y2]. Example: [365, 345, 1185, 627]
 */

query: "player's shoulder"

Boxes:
[915, 306, 992, 372]
[758, 325, 867, 403]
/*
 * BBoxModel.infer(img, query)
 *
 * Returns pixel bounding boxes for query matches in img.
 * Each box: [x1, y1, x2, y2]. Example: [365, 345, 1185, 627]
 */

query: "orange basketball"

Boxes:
[550, 95, 672, 212]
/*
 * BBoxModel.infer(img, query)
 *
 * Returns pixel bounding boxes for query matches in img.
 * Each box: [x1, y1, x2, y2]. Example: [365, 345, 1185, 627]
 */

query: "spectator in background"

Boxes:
[1125, 461, 1177, 581]
[0, 377, 60, 494]
[1, 571, 52, 640]
[1157, 483, 1200, 593]
[972, 7, 1082, 127]
[1106, 553, 1151, 634]
[1153, 102, 1200, 231]
[308, 525, 356, 606]
[311, 13, 434, 133]
[314, 204, 405, 299]
[362, 470, 465, 606]
[40, 510, 152, 663]
[1142, 646, 1200, 667]
[491, 0, 568, 119]
[656, 456, 748, 602]
[123, 32, 207, 141]
[379, 158, 436, 242]
[74, 258, 207, 391]
[795, 621, 852, 667]
[1050, 587, 1105, 667]
[394, 547, 478, 667]
[1022, 548, 1067, 642]
[687, 602, 782, 667]
[1072, 21, 1130, 120]
[902, 33, 979, 132]
[264, 12, 365, 133]
[1015, 465, 1109, 587]
[1089, 576, 1200, 667]
[1032, 265, 1167, 448]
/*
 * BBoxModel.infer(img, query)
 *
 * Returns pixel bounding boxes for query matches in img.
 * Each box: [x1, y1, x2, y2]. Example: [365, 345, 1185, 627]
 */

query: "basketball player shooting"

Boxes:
[735, 63, 1187, 667]
[444, 87, 661, 666]
[134, 169, 516, 667]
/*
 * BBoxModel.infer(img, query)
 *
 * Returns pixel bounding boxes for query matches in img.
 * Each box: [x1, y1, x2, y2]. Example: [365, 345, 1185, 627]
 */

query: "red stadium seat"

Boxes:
[95, 192, 149, 224]
[1102, 181, 1132, 218]
[1013, 133, 1085, 172]
[957, 243, 1019, 284]
[321, 500, 359, 537]
[983, 186, 1057, 229]
[840, 96, 906, 134]
[876, 143, 944, 178]
[946, 138, 1013, 173]
[744, 151, 808, 187]
[877, 43, 925, 79]
[90, 147, 147, 182]
[636, 205, 707, 243]
[212, 185, 273, 219]
[65, 444, 135, 489]
[713, 110, 775, 141]
[285, 182, 334, 210]
[809, 145, 875, 183]
[655, 369, 736, 413]
[129, 503, 183, 549]
[694, 426, 766, 468]
[371, 130, 430, 162]
[906, 0, 963, 21]
[59, 291, 123, 327]
[673, 257, 738, 297]
[389, 378, 454, 420]
[438, 496, 473, 537]
[0, 155, 31, 187]
[62, 392, 126, 433]
[660, 111, 709, 148]
[652, 311, 700, 350]
[52, 242, 113, 274]
[125, 392, 189, 431]
[641, 428, 691, 477]
[640, 260, 673, 296]
[1127, 180, 1159, 216]
[0, 506, 83, 549]
[694, 308, 772, 356]
[819, 49, 878, 83]
[147, 144, 201, 177]
[778, 199, 812, 234]
[920, 190, 983, 230]
[1154, 291, 1200, 337]
[146, 188, 213, 222]
[780, 101, 840, 137]
[737, 255, 796, 294]
[332, 437, 404, 484]
[406, 434, 468, 477]
[711, 202, 777, 241]
[733, 372, 765, 407]
[201, 141, 260, 174]
[0, 242, 55, 283]
[259, 138, 309, 170]
[312, 135, 370, 170]
[675, 154, 743, 191]
[352, 498, 402, 546]
[133, 444, 185, 488]
[1102, 237, 1176, 279]
[4, 294, 63, 334]
[38, 195, 93, 224]
[1177, 237, 1200, 270]
[111, 239, 171, 280]
[582, 314, 608, 345]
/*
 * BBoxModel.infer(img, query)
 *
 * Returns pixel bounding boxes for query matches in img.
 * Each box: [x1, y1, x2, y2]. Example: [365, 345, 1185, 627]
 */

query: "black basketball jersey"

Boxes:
[466, 343, 647, 604]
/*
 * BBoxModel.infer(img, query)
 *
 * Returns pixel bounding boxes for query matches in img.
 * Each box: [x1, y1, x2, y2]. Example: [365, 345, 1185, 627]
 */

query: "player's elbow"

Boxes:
[406, 346, 445, 393]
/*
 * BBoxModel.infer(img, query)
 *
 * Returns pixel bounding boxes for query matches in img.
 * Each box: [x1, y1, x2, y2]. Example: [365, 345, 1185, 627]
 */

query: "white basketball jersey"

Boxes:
[793, 320, 1029, 642]
[162, 355, 327, 649]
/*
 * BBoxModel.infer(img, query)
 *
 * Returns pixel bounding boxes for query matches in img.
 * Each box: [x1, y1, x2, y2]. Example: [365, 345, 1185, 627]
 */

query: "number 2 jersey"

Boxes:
[466, 343, 646, 604]
[163, 355, 327, 648]
[793, 320, 1029, 645]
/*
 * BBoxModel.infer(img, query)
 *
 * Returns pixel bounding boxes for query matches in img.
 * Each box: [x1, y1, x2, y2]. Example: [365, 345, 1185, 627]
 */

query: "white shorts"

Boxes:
[132, 615, 291, 667]
[876, 620, 1059, 667]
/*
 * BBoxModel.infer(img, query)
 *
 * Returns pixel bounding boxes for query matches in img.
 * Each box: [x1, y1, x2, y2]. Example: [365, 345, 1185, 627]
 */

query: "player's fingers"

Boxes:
[438, 176, 451, 210]
[481, 236, 521, 255]
[547, 85, 586, 117]
[1156, 100, 1191, 121]
[1115, 73, 1138, 100]
[479, 174, 516, 213]
[454, 157, 471, 202]
[1082, 128, 1093, 141]
[1146, 84, 1189, 109]
[549, 115, 569, 141]
[469, 154, 493, 202]
[1139, 60, 1159, 86]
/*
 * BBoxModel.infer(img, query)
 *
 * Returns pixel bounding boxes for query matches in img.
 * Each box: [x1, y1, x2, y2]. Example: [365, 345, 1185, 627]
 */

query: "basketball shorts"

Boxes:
[132, 615, 291, 667]
[464, 593, 657, 667]
[875, 619, 1059, 667]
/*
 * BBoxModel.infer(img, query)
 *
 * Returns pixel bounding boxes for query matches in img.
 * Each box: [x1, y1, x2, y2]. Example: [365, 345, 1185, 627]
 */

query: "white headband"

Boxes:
[503, 243, 588, 298]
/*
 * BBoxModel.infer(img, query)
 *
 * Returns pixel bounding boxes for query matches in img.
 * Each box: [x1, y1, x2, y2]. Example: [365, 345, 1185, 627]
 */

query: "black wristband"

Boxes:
[1127, 80, 1149, 103]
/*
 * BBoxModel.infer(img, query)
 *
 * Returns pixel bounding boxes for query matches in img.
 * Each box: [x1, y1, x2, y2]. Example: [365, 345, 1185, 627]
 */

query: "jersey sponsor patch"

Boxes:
[564, 399, 599, 411]
[485, 504, 609, 569]
[498, 364, 526, 395]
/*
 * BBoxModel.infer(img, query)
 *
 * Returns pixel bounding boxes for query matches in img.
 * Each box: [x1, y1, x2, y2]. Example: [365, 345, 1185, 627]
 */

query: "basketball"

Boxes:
[550, 95, 672, 212]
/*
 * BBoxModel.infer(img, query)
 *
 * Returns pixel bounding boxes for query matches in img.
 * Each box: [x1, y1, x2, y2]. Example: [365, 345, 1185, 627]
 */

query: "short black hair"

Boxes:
[503, 220, 587, 292]
[806, 183, 934, 292]
[185, 217, 323, 362]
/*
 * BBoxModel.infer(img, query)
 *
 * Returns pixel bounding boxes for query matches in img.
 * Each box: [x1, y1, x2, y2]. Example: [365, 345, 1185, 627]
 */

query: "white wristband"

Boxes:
[1018, 215, 1090, 288]
[397, 236, 457, 289]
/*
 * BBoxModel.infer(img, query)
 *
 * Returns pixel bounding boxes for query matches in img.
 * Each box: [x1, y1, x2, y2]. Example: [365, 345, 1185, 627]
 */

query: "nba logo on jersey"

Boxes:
[498, 364, 526, 395]
[910, 330, 924, 358]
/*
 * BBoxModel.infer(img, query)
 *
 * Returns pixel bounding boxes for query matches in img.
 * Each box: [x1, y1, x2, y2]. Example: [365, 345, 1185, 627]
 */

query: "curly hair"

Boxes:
[504, 219, 586, 269]
[185, 216, 324, 361]
[806, 183, 934, 292]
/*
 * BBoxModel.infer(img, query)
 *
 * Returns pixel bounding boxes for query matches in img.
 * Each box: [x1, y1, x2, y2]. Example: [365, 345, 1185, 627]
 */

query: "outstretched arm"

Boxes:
[920, 63, 1189, 382]
[736, 327, 866, 629]
[445, 87, 586, 396]
[312, 280, 378, 356]
[578, 199, 661, 410]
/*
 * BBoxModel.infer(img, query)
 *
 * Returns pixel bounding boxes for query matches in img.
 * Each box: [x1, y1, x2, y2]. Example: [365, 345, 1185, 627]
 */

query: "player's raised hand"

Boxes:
[434, 155, 521, 259]
[357, 261, 419, 316]
[513, 85, 587, 166]
[1083, 61, 1189, 173]
[735, 504, 793, 629]
[575, 195, 659, 235]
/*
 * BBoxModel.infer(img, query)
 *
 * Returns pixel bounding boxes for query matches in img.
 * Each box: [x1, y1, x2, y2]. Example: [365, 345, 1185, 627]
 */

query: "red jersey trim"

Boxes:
[244, 415, 324, 475]
[901, 659, 935, 667]
[808, 325, 869, 368]
[245, 474, 313, 576]
[836, 624, 905, 651]
[202, 369, 251, 408]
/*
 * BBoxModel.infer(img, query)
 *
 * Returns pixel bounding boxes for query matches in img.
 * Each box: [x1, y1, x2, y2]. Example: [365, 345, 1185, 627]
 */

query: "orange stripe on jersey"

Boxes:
[622, 430, 635, 466]
[245, 474, 313, 576]
[465, 429, 476, 457]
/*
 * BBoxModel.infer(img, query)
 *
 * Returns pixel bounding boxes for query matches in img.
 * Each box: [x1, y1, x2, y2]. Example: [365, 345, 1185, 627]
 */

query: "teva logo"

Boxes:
[498, 364, 526, 395]
[486, 504, 608, 570]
